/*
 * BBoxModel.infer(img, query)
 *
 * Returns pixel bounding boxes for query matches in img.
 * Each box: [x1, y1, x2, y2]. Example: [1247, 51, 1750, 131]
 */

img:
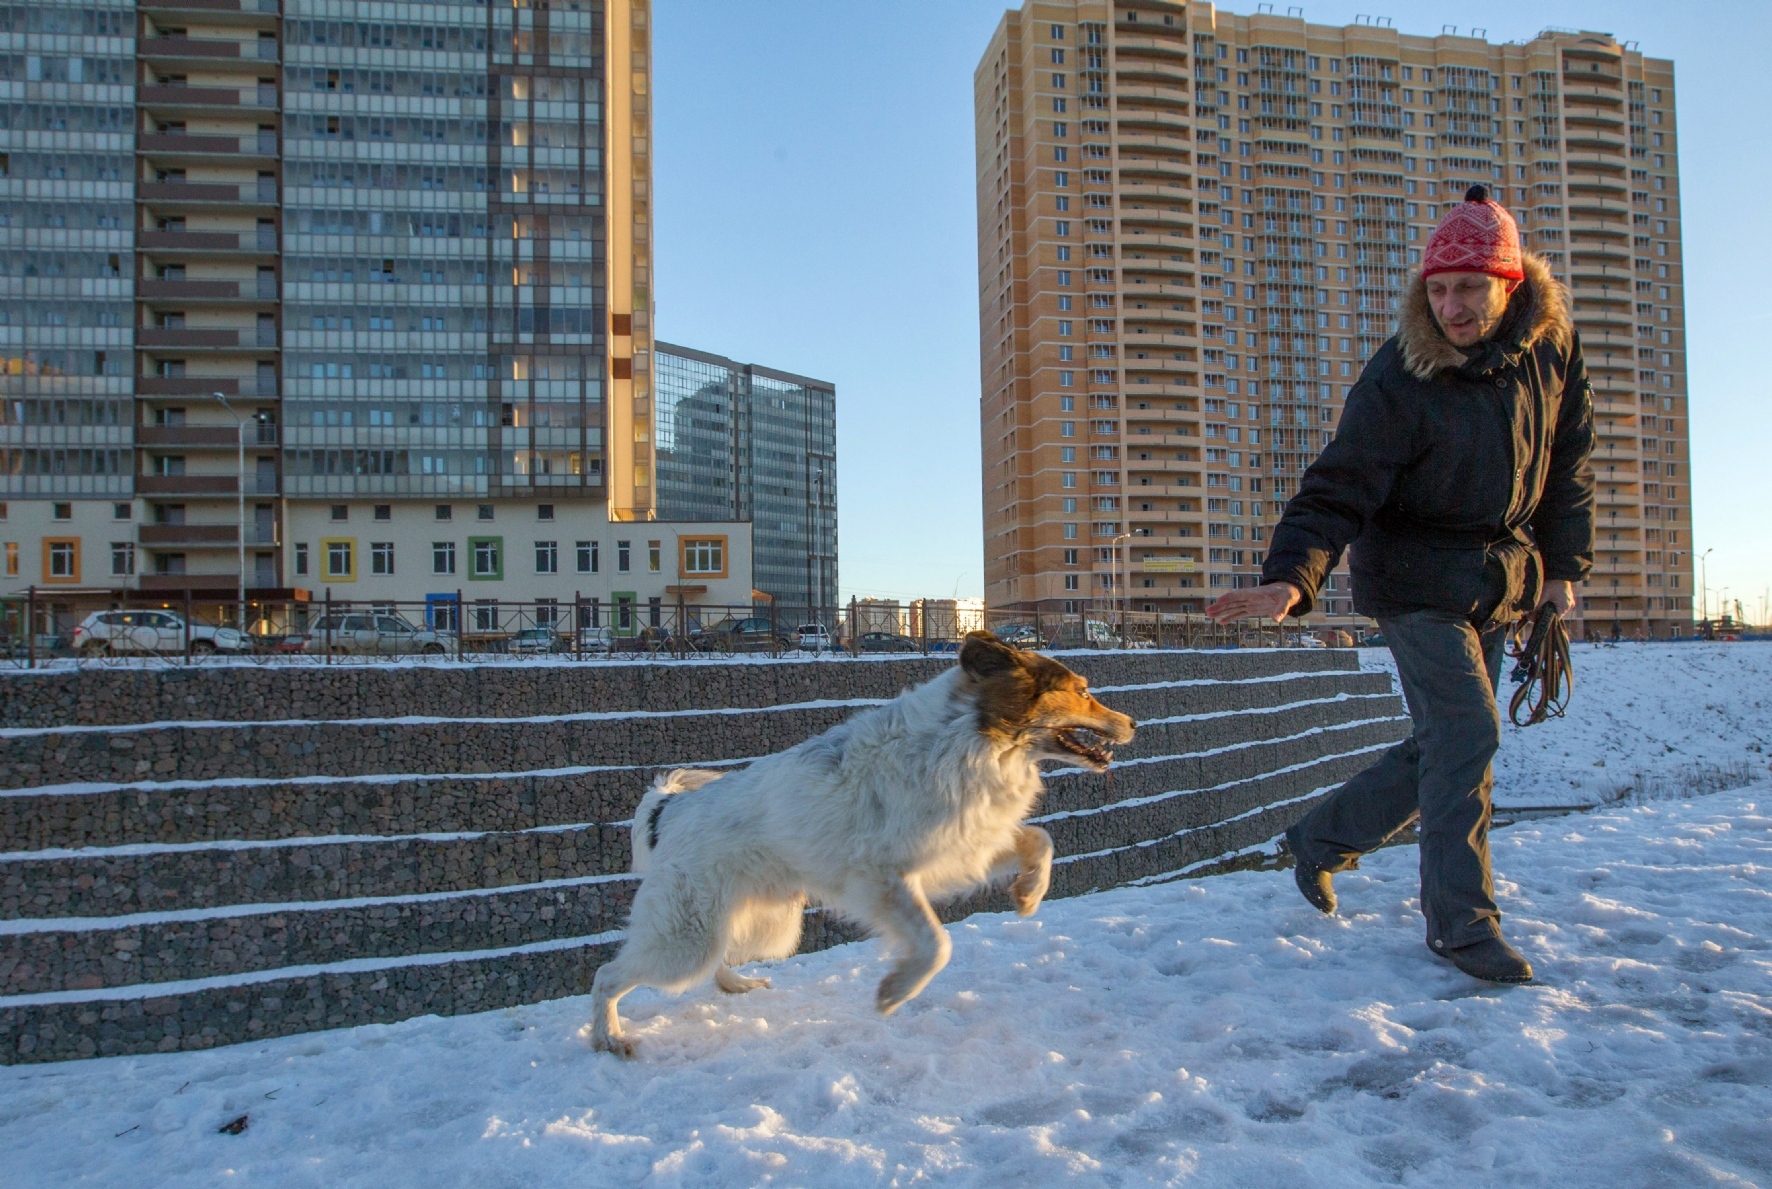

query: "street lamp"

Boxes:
[1111, 531, 1133, 644]
[1699, 547, 1713, 626]
[214, 392, 246, 630]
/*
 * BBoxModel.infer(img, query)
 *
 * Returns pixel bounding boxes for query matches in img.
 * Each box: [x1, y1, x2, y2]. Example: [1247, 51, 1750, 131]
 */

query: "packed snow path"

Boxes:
[1, 786, 1767, 1187]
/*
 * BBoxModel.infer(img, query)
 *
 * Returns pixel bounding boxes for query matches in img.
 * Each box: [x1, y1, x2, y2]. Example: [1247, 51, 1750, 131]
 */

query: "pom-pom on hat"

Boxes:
[1422, 184, 1524, 281]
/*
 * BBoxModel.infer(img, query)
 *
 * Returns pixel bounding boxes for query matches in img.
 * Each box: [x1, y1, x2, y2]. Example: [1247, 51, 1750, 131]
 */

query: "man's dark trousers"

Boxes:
[1289, 609, 1510, 950]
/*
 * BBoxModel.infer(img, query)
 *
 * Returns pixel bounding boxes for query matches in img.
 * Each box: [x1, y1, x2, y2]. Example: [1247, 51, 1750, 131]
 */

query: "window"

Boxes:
[44, 539, 79, 582]
[435, 504, 453, 521]
[538, 504, 555, 521]
[576, 540, 599, 574]
[535, 540, 558, 573]
[373, 504, 391, 521]
[2, 541, 15, 576]
[113, 503, 132, 521]
[616, 540, 631, 573]
[681, 537, 726, 577]
[470, 536, 502, 580]
[370, 542, 394, 575]
[433, 541, 456, 575]
[648, 540, 662, 573]
[477, 504, 494, 520]
[323, 538, 354, 580]
[111, 542, 135, 577]
[330, 504, 348, 521]
[294, 542, 309, 575]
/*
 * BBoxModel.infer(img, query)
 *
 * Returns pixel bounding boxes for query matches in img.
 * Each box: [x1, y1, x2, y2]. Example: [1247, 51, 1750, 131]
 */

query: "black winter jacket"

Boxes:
[1262, 253, 1595, 628]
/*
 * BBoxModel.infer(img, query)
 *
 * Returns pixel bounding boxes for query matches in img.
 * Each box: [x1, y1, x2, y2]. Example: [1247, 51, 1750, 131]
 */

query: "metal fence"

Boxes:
[0, 586, 1369, 669]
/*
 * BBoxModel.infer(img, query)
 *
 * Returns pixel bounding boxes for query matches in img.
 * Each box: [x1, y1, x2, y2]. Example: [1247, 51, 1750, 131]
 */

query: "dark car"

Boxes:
[856, 631, 919, 654]
[993, 622, 1047, 650]
[694, 616, 786, 653]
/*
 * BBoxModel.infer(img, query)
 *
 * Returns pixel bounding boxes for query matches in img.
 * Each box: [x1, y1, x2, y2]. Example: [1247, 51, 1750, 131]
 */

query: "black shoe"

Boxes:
[1284, 828, 1336, 914]
[1435, 936, 1533, 984]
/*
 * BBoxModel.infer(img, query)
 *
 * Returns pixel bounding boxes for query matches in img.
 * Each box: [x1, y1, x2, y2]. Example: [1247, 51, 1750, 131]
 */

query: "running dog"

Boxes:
[588, 630, 1136, 1057]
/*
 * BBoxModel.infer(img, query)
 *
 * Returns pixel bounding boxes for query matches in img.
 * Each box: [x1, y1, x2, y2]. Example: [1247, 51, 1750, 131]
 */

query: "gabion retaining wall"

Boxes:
[0, 650, 1407, 1062]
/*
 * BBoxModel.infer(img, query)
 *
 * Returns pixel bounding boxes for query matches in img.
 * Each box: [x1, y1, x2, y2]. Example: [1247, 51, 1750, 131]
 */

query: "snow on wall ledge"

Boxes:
[0, 650, 1407, 1063]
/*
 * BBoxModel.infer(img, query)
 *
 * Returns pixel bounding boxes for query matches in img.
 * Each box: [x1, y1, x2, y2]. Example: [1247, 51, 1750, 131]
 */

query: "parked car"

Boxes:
[72, 610, 249, 656]
[298, 613, 454, 656]
[509, 627, 561, 655]
[792, 623, 833, 652]
[244, 617, 304, 654]
[576, 626, 615, 654]
[993, 622, 1046, 651]
[695, 617, 787, 653]
[856, 631, 919, 654]
[1362, 633, 1388, 648]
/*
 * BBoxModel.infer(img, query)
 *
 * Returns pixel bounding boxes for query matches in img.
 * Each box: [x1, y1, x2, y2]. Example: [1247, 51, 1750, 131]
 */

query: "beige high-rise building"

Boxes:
[975, 1, 1691, 638]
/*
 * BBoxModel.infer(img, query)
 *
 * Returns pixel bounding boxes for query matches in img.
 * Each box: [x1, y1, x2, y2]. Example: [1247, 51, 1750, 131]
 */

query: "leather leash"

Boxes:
[1506, 604, 1573, 728]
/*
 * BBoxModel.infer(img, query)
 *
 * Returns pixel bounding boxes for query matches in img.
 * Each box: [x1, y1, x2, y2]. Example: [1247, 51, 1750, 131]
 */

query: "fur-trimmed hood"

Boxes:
[1396, 251, 1572, 380]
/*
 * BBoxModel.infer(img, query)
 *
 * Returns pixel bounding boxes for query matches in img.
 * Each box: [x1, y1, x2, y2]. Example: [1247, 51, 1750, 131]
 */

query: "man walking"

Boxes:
[1206, 185, 1594, 984]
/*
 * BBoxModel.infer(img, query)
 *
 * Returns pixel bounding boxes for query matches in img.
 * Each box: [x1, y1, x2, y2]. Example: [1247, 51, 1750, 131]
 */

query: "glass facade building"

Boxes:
[0, 0, 657, 609]
[656, 341, 837, 608]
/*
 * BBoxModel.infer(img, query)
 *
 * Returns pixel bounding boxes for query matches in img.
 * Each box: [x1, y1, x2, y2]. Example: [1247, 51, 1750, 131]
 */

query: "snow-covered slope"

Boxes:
[1359, 641, 1772, 809]
[1, 786, 1767, 1188]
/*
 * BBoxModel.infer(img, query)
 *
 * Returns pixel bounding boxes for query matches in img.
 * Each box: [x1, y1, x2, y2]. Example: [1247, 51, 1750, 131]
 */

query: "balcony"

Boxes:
[137, 230, 277, 255]
[136, 279, 247, 303]
[136, 425, 243, 448]
[139, 523, 238, 547]
[138, 132, 278, 162]
[136, 474, 239, 496]
[135, 376, 239, 397]
[1113, 83, 1191, 112]
[138, 36, 278, 64]
[138, 180, 279, 207]
[140, 0, 281, 16]
[137, 328, 248, 350]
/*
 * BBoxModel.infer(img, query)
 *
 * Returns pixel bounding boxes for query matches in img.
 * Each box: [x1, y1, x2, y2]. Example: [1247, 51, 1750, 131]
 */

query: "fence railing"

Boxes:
[0, 588, 1373, 669]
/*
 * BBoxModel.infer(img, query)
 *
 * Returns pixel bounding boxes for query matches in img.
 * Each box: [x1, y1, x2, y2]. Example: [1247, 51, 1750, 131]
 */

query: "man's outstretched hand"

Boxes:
[1206, 581, 1301, 625]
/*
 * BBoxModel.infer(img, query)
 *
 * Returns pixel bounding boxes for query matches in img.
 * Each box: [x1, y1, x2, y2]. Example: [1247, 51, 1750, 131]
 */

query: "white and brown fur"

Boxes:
[588, 631, 1136, 1058]
[1397, 250, 1572, 380]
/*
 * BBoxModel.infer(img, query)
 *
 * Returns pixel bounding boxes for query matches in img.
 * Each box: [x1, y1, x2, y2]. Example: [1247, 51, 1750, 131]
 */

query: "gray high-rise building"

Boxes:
[655, 342, 837, 609]
[1, 0, 686, 628]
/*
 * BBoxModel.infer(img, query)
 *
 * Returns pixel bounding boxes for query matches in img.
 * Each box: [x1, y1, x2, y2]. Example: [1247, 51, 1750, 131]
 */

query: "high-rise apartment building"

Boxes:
[0, 0, 728, 628]
[655, 342, 837, 609]
[976, 1, 1691, 638]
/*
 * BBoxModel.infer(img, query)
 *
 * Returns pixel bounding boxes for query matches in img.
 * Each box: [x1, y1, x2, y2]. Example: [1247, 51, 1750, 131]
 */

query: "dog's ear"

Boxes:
[960, 631, 1022, 679]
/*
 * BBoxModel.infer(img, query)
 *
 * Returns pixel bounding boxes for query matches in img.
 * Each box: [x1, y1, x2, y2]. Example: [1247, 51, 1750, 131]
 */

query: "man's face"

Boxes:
[1426, 271, 1518, 347]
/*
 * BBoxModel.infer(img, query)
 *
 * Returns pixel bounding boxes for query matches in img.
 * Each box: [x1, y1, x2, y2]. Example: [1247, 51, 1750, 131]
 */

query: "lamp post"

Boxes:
[1111, 531, 1133, 645]
[214, 392, 246, 630]
[1699, 547, 1713, 627]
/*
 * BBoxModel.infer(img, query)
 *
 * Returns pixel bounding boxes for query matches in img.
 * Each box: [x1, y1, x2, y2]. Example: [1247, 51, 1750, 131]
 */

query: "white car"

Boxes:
[792, 624, 833, 651]
[298, 613, 454, 656]
[576, 626, 615, 654]
[72, 610, 248, 656]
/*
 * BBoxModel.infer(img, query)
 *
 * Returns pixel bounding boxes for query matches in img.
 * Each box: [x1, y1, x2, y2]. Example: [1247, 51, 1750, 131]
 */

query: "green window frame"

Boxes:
[468, 535, 503, 581]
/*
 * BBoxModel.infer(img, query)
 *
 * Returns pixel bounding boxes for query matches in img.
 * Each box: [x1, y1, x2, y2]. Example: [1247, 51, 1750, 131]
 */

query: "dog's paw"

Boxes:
[1010, 867, 1050, 917]
[715, 967, 771, 995]
[591, 1031, 638, 1060]
[875, 970, 923, 1016]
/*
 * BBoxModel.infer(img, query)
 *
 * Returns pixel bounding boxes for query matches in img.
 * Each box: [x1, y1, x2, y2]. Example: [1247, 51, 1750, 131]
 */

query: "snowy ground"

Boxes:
[2, 643, 1768, 1187]
[1, 786, 1768, 1188]
[1359, 642, 1772, 811]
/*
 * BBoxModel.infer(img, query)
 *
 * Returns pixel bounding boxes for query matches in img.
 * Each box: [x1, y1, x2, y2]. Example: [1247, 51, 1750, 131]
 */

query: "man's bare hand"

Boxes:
[1539, 579, 1575, 617]
[1206, 582, 1301, 625]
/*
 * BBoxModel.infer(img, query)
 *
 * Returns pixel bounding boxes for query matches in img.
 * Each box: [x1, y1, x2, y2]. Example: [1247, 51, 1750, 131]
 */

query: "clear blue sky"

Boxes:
[653, 1, 1772, 622]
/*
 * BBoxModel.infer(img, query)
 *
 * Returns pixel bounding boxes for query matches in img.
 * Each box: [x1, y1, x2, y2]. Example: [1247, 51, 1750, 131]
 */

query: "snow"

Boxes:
[1357, 642, 1772, 810]
[3, 642, 1768, 1185]
[3, 786, 1767, 1187]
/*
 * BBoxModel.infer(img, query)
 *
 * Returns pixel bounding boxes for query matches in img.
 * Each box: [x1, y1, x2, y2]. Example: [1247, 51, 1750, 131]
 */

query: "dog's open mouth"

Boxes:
[1053, 728, 1115, 768]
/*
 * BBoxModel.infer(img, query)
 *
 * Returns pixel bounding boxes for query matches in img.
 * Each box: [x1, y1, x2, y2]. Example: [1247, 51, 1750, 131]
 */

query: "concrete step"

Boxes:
[0, 650, 1360, 729]
[1, 673, 1399, 850]
[0, 668, 1393, 794]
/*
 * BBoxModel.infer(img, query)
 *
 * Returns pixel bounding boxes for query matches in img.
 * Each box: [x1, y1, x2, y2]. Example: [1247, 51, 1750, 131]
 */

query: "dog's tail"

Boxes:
[630, 767, 724, 874]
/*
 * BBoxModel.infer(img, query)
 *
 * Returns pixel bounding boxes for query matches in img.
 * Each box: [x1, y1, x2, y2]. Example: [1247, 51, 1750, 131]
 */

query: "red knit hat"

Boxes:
[1422, 185, 1524, 281]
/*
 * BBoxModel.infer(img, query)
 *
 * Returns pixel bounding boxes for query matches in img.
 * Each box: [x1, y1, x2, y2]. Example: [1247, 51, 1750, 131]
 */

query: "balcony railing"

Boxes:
[136, 474, 239, 496]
